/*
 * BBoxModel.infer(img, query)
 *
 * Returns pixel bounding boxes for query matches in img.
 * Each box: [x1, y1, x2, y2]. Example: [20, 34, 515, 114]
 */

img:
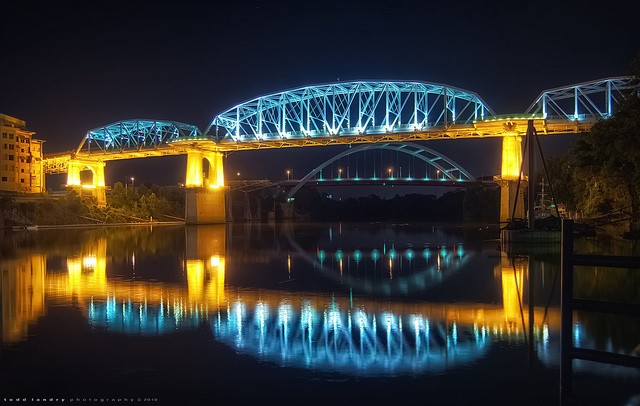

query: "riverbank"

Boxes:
[5, 220, 185, 231]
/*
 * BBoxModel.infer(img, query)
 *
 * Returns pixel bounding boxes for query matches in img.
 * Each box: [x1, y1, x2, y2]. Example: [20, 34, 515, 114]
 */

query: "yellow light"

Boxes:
[83, 255, 97, 269]
[501, 135, 522, 180]
[210, 255, 221, 267]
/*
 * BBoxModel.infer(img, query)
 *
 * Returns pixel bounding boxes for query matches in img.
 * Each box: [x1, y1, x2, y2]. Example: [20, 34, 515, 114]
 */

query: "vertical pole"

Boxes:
[574, 87, 579, 120]
[258, 99, 263, 137]
[527, 120, 536, 230]
[528, 255, 535, 365]
[414, 90, 418, 128]
[607, 80, 612, 117]
[560, 219, 574, 398]
[443, 87, 448, 126]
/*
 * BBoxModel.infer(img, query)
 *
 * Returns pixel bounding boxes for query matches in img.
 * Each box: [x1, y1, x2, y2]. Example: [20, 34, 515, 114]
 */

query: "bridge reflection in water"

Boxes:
[0, 224, 591, 377]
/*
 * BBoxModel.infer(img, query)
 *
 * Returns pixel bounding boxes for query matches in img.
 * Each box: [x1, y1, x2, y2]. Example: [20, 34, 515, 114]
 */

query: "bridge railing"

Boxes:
[560, 220, 640, 400]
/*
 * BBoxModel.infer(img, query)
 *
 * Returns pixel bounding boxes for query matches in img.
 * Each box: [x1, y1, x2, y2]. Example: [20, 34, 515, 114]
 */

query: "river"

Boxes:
[1, 222, 638, 405]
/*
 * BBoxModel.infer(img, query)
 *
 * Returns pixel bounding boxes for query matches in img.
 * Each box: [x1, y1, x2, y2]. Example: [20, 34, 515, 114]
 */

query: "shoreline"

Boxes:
[5, 221, 185, 230]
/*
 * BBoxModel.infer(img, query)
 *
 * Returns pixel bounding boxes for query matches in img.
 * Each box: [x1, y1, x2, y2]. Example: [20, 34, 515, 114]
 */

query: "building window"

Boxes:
[8, 134, 13, 139]
[8, 155, 14, 161]
[1, 177, 6, 182]
[1, 133, 6, 138]
[20, 178, 25, 183]
[21, 168, 24, 173]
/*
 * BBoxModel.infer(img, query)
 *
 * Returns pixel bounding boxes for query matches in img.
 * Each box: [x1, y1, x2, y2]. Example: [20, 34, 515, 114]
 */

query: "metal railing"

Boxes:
[560, 219, 640, 401]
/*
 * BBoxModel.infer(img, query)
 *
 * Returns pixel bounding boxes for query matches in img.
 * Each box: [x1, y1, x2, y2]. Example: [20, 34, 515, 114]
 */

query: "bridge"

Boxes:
[41, 77, 638, 223]
[14, 223, 635, 377]
[2, 226, 555, 375]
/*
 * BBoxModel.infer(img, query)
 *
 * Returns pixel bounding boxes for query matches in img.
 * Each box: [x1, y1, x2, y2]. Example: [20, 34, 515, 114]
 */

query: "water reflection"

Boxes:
[0, 224, 638, 380]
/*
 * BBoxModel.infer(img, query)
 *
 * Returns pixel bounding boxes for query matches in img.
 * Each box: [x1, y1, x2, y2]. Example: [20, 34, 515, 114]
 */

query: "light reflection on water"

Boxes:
[1, 223, 638, 386]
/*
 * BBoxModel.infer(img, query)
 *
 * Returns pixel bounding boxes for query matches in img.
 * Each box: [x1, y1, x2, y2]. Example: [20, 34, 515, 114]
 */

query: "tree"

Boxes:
[572, 61, 640, 233]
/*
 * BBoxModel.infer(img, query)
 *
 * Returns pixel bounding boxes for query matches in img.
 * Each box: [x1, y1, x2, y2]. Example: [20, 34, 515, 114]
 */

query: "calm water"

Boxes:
[1, 223, 638, 405]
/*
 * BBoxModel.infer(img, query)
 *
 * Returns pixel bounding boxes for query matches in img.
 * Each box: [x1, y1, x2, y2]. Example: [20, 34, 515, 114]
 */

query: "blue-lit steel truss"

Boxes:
[214, 300, 489, 376]
[287, 142, 476, 198]
[526, 76, 637, 121]
[76, 119, 203, 154]
[207, 81, 494, 142]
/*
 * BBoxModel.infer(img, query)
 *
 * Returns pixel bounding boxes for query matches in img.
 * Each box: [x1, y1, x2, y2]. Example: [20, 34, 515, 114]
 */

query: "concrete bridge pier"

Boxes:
[184, 150, 227, 224]
[496, 133, 526, 223]
[185, 225, 226, 303]
[66, 159, 107, 207]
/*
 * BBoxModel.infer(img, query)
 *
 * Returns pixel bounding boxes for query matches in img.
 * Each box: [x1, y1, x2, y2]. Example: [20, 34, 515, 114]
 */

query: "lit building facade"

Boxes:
[0, 113, 44, 193]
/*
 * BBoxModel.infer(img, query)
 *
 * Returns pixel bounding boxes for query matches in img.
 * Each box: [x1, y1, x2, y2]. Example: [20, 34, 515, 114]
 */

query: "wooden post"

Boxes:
[560, 219, 574, 397]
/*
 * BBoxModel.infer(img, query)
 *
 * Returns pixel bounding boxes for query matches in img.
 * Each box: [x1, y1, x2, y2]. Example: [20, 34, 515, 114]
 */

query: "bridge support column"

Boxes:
[495, 134, 526, 223]
[185, 225, 226, 304]
[66, 159, 106, 207]
[184, 150, 227, 224]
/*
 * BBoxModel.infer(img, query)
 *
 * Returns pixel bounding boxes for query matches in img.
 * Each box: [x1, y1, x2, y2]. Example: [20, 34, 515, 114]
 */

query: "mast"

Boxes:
[527, 120, 536, 230]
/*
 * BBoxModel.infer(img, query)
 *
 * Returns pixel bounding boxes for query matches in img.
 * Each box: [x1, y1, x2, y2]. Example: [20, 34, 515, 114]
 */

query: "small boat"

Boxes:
[533, 178, 558, 220]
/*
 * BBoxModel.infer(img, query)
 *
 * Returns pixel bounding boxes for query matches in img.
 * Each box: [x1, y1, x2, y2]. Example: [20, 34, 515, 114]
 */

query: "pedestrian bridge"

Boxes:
[41, 77, 638, 223]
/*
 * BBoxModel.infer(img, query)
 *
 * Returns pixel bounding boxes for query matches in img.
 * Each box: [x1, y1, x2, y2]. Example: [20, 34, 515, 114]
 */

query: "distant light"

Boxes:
[371, 249, 380, 262]
[353, 249, 362, 263]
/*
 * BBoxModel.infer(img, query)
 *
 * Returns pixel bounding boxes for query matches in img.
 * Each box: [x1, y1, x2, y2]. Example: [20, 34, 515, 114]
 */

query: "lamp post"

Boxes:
[286, 169, 291, 181]
[131, 177, 135, 188]
[338, 168, 342, 180]
[388, 168, 392, 179]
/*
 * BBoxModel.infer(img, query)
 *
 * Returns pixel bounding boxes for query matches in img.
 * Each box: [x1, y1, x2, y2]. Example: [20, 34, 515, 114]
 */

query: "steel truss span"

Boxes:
[214, 300, 489, 376]
[77, 119, 203, 155]
[287, 142, 476, 198]
[526, 76, 637, 121]
[207, 81, 495, 143]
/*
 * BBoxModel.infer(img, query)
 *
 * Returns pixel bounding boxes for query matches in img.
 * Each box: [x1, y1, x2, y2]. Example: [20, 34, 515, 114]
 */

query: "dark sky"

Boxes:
[1, 0, 638, 187]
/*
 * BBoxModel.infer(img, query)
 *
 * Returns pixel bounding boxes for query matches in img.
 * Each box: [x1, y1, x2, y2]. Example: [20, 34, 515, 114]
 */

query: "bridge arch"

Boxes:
[286, 142, 476, 198]
[207, 81, 494, 142]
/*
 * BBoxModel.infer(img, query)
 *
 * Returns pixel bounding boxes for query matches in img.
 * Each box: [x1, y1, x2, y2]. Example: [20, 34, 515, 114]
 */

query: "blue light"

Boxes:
[422, 248, 431, 260]
[404, 249, 415, 260]
[317, 249, 326, 264]
[371, 249, 380, 262]
[388, 249, 397, 260]
[353, 249, 362, 263]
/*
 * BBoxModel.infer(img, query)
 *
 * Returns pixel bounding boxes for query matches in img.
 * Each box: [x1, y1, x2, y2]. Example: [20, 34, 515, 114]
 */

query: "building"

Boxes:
[0, 113, 44, 193]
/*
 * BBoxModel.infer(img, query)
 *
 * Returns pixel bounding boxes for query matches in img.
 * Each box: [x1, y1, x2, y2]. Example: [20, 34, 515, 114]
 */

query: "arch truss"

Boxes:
[207, 81, 494, 142]
[76, 119, 203, 155]
[525, 76, 638, 121]
[287, 142, 476, 198]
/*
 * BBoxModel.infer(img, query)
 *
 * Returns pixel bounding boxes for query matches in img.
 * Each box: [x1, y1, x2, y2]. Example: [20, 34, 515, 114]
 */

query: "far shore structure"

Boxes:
[0, 113, 45, 194]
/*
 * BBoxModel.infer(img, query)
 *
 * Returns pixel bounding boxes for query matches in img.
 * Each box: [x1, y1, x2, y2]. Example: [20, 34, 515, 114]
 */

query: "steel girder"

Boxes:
[526, 76, 638, 121]
[76, 119, 203, 154]
[207, 81, 495, 143]
[286, 142, 476, 198]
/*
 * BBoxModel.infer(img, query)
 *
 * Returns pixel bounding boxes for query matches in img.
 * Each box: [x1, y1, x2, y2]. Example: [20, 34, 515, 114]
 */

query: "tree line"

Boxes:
[1, 182, 185, 226]
[545, 58, 640, 235]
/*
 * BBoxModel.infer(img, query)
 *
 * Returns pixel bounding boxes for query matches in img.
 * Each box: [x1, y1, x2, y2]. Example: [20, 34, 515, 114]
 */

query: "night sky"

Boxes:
[1, 0, 638, 188]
